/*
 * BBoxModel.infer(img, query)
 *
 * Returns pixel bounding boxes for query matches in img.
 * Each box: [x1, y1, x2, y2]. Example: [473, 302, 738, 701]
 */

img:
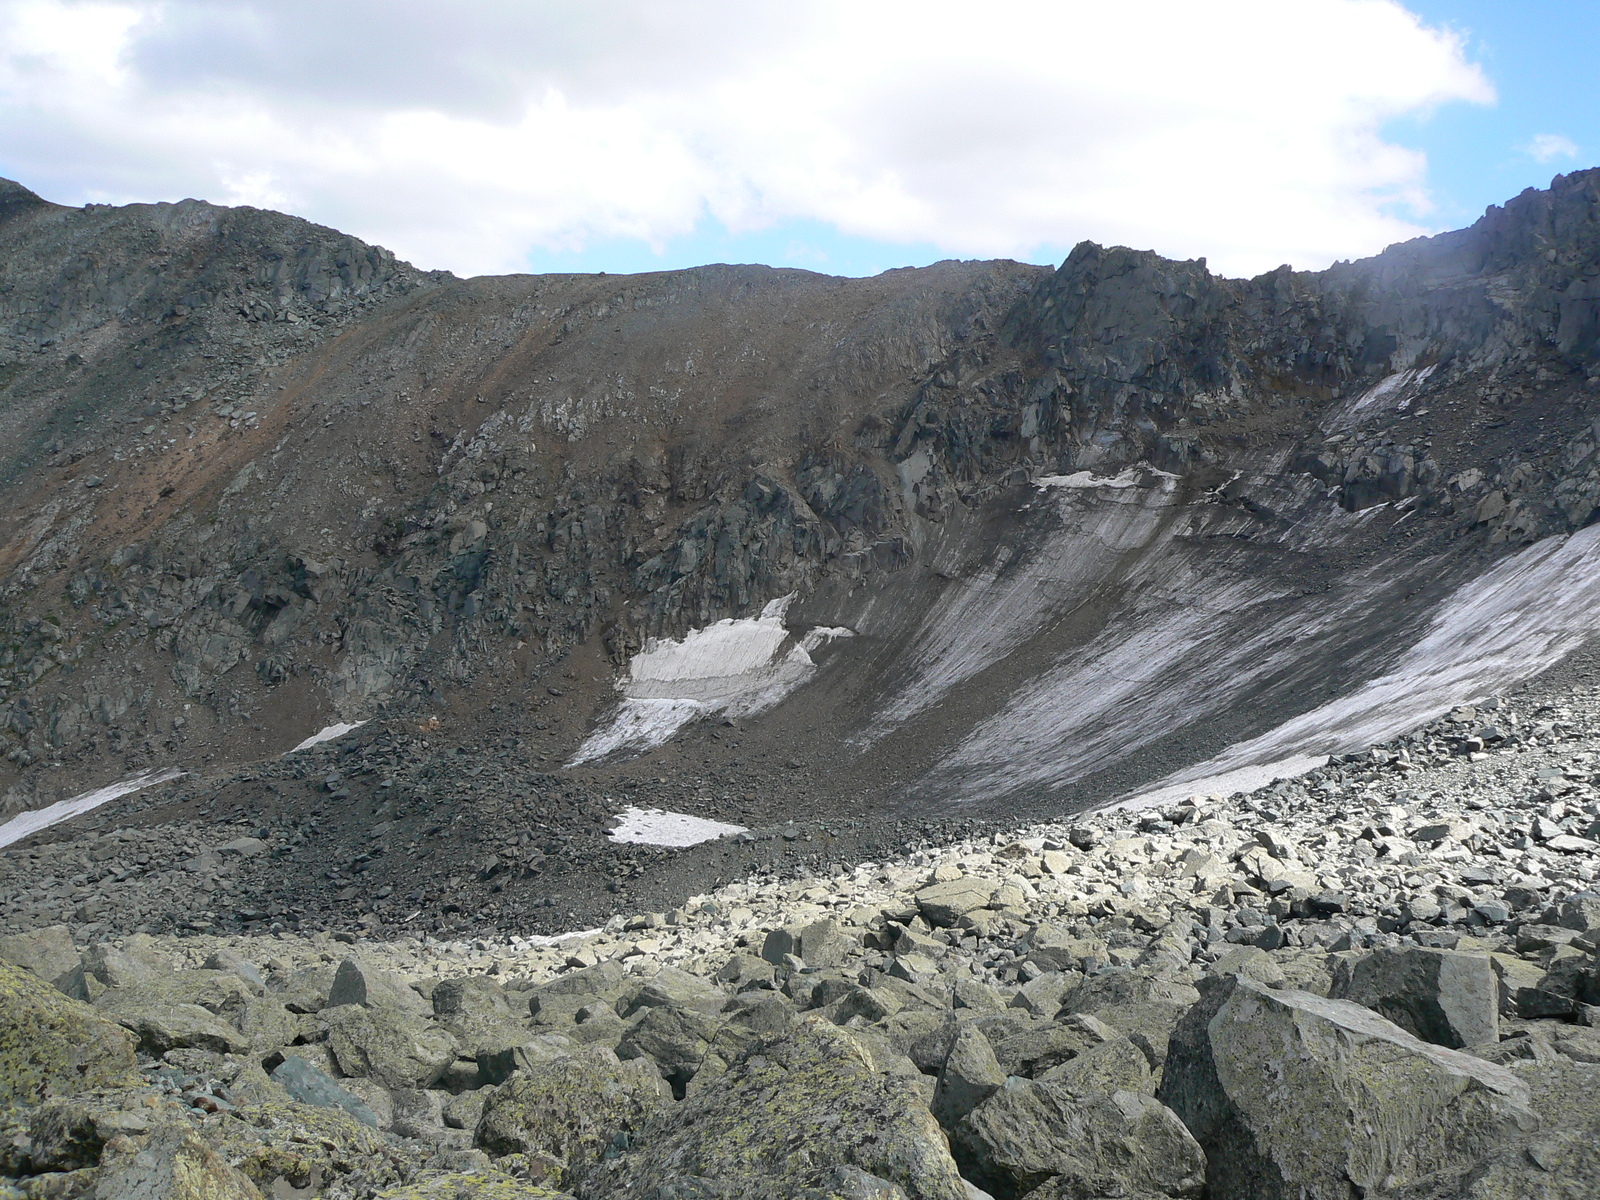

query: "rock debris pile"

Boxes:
[5, 679, 1600, 1196]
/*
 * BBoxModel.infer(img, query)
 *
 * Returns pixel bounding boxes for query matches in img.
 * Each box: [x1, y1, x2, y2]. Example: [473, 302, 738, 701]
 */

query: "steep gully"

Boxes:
[1, 171, 1599, 933]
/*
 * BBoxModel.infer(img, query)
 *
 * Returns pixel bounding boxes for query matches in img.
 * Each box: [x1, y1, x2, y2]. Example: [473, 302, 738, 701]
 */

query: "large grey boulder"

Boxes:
[915, 878, 997, 928]
[1158, 975, 1538, 1200]
[80, 942, 162, 989]
[322, 1002, 459, 1088]
[955, 1076, 1205, 1199]
[588, 1015, 968, 1200]
[431, 974, 511, 1018]
[326, 956, 430, 1013]
[616, 1003, 722, 1094]
[932, 1024, 1006, 1129]
[620, 965, 728, 1017]
[0, 960, 137, 1105]
[92, 1122, 262, 1200]
[270, 1054, 381, 1127]
[476, 1032, 579, 1086]
[100, 999, 252, 1056]
[475, 1045, 668, 1188]
[1330, 945, 1498, 1049]
[0, 925, 83, 996]
[1036, 1034, 1153, 1098]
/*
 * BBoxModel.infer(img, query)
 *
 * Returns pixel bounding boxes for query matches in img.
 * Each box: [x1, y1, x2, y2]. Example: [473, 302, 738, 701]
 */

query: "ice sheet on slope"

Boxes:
[568, 596, 851, 766]
[924, 497, 1468, 798]
[608, 806, 747, 847]
[0, 767, 185, 850]
[1116, 522, 1600, 811]
[857, 465, 1183, 744]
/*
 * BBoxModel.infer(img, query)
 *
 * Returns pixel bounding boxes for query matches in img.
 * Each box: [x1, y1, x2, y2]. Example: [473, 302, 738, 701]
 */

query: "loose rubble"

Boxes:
[3, 675, 1600, 1196]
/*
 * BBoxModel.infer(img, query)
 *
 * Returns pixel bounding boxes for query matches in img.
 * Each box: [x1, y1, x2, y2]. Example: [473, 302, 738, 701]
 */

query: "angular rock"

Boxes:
[992, 1013, 1119, 1078]
[327, 956, 430, 1013]
[1035, 1034, 1153, 1098]
[589, 1016, 967, 1200]
[373, 1174, 574, 1199]
[100, 999, 251, 1056]
[0, 960, 137, 1105]
[620, 966, 727, 1017]
[233, 997, 304, 1053]
[203, 949, 266, 989]
[477, 1033, 580, 1086]
[93, 1123, 263, 1199]
[80, 943, 159, 989]
[475, 1045, 667, 1186]
[955, 1076, 1205, 1199]
[0, 925, 81, 995]
[915, 878, 997, 928]
[932, 1024, 1006, 1129]
[616, 1003, 721, 1094]
[322, 1002, 459, 1089]
[269, 1054, 381, 1127]
[797, 918, 855, 969]
[1329, 944, 1498, 1049]
[1158, 975, 1538, 1200]
[432, 974, 511, 1018]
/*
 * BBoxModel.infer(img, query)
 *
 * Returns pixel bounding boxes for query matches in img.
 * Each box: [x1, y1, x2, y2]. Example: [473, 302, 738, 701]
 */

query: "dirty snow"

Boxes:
[288, 722, 367, 754]
[607, 806, 747, 847]
[0, 767, 185, 850]
[569, 596, 851, 765]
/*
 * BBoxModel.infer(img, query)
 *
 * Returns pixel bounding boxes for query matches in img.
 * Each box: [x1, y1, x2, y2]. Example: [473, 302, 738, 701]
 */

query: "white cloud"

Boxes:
[0, 0, 1493, 277]
[1527, 133, 1579, 163]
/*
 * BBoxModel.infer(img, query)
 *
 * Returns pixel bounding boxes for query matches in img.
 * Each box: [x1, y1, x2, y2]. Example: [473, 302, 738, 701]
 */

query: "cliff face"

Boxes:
[0, 171, 1598, 824]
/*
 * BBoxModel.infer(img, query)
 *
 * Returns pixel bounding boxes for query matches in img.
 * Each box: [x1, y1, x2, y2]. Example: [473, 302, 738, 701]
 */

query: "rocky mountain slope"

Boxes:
[0, 169, 1598, 847]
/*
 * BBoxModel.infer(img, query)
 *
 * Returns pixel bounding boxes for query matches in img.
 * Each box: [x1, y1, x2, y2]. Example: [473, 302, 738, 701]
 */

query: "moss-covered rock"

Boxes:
[1158, 974, 1538, 1200]
[323, 1003, 459, 1089]
[98, 999, 252, 1057]
[474, 1046, 667, 1186]
[0, 961, 137, 1107]
[26, 1088, 186, 1172]
[206, 1100, 439, 1197]
[93, 1123, 263, 1199]
[954, 1079, 1203, 1199]
[375, 1171, 573, 1199]
[589, 1015, 967, 1200]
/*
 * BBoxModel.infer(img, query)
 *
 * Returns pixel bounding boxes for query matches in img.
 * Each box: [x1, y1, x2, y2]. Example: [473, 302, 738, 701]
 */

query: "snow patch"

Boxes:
[1336, 364, 1437, 424]
[1107, 755, 1331, 814]
[0, 767, 185, 850]
[288, 722, 367, 754]
[1034, 466, 1177, 490]
[521, 928, 603, 946]
[569, 596, 851, 766]
[607, 806, 747, 847]
[567, 698, 708, 766]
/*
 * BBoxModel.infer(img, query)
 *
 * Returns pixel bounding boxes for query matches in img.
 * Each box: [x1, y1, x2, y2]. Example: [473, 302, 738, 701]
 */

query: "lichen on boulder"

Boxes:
[0, 960, 137, 1106]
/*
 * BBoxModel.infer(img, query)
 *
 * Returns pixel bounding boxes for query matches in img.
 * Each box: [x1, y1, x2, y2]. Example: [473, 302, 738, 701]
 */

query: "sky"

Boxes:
[0, 1, 1593, 281]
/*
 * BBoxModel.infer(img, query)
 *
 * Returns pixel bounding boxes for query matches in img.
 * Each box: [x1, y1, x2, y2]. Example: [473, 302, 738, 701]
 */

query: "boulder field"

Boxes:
[5, 671, 1600, 1197]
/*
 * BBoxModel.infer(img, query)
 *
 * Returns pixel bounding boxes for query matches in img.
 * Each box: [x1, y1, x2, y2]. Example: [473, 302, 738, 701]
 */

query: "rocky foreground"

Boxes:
[7, 675, 1600, 1198]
